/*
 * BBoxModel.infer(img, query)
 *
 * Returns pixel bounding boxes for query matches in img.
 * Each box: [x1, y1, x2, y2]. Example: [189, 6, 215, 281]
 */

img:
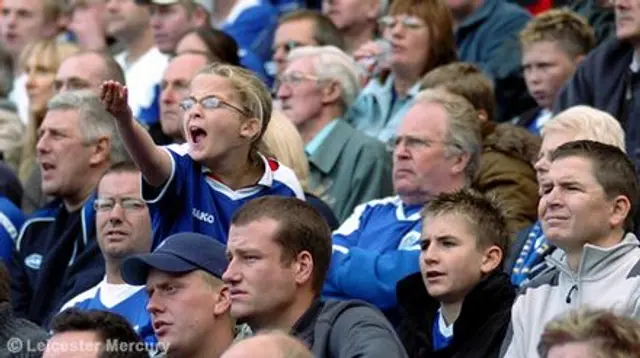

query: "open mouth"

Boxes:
[189, 126, 208, 144]
[41, 163, 55, 172]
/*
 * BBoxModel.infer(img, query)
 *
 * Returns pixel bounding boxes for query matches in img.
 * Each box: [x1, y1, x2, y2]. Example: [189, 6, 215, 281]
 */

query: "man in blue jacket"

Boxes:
[449, 0, 533, 121]
[322, 89, 482, 311]
[9, 90, 128, 327]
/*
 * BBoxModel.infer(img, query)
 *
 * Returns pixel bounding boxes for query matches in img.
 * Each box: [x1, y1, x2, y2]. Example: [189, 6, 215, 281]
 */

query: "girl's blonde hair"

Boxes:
[260, 109, 309, 191]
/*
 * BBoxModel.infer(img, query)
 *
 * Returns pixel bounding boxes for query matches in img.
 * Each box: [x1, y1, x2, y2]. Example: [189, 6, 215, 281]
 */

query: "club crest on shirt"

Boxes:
[398, 231, 421, 251]
[24, 253, 43, 270]
[192, 208, 215, 224]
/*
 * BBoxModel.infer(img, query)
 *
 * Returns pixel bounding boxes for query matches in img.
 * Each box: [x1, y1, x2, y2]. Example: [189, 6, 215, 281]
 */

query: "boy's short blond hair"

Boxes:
[520, 9, 595, 59]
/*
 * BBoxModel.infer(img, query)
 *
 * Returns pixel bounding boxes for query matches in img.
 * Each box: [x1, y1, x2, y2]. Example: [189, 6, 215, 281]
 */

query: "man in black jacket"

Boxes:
[396, 189, 515, 358]
[8, 90, 128, 327]
[223, 196, 407, 358]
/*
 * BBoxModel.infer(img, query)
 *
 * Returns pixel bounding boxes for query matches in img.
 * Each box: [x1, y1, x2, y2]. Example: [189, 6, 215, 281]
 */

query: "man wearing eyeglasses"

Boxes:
[58, 162, 156, 345]
[8, 90, 129, 327]
[323, 89, 482, 312]
[277, 45, 392, 222]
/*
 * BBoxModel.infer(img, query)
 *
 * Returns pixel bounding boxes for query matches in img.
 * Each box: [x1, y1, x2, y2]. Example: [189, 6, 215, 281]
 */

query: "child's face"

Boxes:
[419, 213, 500, 303]
[522, 41, 580, 110]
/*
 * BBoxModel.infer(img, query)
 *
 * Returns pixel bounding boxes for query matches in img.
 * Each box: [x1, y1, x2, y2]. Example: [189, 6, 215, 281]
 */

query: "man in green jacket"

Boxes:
[277, 45, 392, 222]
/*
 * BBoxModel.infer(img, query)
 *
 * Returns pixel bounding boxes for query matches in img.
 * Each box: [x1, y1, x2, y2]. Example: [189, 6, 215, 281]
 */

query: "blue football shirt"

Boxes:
[60, 279, 155, 346]
[143, 144, 305, 247]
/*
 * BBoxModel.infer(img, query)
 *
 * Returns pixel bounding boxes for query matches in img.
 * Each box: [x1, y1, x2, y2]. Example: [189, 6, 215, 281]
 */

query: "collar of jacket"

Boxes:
[396, 270, 515, 336]
[456, 0, 500, 32]
[308, 119, 353, 175]
[38, 191, 98, 247]
[289, 299, 324, 344]
[545, 233, 640, 280]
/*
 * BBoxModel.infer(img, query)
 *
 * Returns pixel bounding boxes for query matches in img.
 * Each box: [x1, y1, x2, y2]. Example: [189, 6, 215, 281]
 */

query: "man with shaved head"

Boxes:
[222, 332, 313, 358]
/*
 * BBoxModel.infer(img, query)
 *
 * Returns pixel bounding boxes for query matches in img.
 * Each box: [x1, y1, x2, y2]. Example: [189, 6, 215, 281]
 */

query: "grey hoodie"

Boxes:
[500, 233, 640, 357]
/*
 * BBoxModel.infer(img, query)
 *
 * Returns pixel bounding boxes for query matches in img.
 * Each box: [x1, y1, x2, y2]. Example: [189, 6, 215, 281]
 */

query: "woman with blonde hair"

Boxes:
[17, 39, 80, 210]
[262, 110, 339, 229]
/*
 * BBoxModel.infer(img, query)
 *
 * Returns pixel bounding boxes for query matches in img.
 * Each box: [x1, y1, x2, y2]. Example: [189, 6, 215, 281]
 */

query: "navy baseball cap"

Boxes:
[121, 232, 228, 285]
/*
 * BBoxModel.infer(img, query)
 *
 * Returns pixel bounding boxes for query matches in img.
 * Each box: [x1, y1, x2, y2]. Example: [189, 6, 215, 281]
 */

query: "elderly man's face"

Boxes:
[392, 101, 468, 202]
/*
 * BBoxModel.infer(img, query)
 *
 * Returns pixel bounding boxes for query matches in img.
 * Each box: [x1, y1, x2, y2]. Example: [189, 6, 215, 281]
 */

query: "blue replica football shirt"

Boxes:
[143, 144, 305, 247]
[60, 279, 155, 345]
[323, 196, 423, 309]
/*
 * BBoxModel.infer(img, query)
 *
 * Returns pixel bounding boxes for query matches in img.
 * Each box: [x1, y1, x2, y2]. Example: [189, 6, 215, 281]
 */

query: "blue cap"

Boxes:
[121, 232, 228, 285]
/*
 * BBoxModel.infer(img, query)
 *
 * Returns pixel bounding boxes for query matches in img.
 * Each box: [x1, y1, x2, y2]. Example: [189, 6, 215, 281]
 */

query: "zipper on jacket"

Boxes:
[565, 284, 578, 304]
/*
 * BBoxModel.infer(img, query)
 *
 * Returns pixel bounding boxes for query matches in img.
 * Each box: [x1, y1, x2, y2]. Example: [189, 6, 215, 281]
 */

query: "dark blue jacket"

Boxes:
[554, 38, 639, 173]
[8, 194, 104, 327]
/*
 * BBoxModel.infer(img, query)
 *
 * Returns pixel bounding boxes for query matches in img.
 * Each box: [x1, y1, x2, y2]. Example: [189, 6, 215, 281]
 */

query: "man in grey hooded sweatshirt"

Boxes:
[501, 140, 640, 357]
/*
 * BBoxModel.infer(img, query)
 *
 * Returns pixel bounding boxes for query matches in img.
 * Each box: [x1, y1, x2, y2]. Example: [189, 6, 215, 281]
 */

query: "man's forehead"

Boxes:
[548, 156, 596, 180]
[398, 103, 447, 136]
[3, 0, 43, 11]
[166, 55, 208, 76]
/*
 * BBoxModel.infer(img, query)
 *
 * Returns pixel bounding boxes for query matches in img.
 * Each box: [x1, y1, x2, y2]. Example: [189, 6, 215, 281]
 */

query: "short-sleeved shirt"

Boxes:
[144, 144, 305, 247]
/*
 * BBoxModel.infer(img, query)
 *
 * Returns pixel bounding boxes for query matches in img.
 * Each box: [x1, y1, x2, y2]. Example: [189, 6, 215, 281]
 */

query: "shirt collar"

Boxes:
[202, 152, 276, 188]
[305, 120, 339, 157]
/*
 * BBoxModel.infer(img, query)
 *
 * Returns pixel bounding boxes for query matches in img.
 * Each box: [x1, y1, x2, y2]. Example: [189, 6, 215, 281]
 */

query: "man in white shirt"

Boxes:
[59, 162, 156, 345]
[106, 0, 168, 126]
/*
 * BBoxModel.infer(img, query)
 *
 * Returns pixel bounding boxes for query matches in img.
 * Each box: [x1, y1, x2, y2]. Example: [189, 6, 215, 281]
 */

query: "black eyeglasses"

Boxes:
[179, 95, 249, 117]
[94, 197, 147, 212]
[272, 41, 308, 54]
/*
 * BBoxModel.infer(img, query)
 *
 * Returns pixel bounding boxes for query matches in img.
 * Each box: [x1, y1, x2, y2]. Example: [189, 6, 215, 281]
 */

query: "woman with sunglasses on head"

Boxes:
[347, 0, 457, 144]
[100, 63, 305, 248]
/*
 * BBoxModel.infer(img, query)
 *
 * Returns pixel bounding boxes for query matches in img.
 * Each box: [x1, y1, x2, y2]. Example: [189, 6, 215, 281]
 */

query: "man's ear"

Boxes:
[365, 0, 382, 20]
[214, 285, 231, 316]
[450, 151, 470, 177]
[293, 251, 313, 287]
[321, 81, 342, 106]
[480, 245, 502, 274]
[609, 195, 631, 230]
[89, 137, 111, 166]
[191, 7, 208, 28]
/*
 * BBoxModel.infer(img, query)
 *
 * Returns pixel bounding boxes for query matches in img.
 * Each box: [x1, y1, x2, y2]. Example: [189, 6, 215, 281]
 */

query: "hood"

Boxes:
[482, 122, 541, 166]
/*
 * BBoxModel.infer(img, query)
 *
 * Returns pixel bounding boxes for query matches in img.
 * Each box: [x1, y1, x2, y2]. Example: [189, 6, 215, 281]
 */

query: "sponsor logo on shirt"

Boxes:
[24, 253, 43, 270]
[192, 208, 215, 224]
[398, 231, 421, 251]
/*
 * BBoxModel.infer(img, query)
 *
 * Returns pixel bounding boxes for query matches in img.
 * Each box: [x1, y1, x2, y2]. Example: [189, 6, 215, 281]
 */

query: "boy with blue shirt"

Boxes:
[101, 63, 304, 247]
[396, 189, 515, 358]
[59, 163, 155, 345]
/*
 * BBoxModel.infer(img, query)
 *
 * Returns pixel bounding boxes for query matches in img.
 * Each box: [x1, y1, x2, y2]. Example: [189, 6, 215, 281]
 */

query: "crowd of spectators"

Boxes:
[2, 0, 640, 356]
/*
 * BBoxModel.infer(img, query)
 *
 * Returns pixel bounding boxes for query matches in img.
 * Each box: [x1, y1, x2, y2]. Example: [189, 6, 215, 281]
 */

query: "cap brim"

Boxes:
[121, 252, 198, 286]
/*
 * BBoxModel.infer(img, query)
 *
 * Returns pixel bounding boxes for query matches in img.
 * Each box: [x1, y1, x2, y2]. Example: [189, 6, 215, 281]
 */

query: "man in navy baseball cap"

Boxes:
[122, 232, 234, 358]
